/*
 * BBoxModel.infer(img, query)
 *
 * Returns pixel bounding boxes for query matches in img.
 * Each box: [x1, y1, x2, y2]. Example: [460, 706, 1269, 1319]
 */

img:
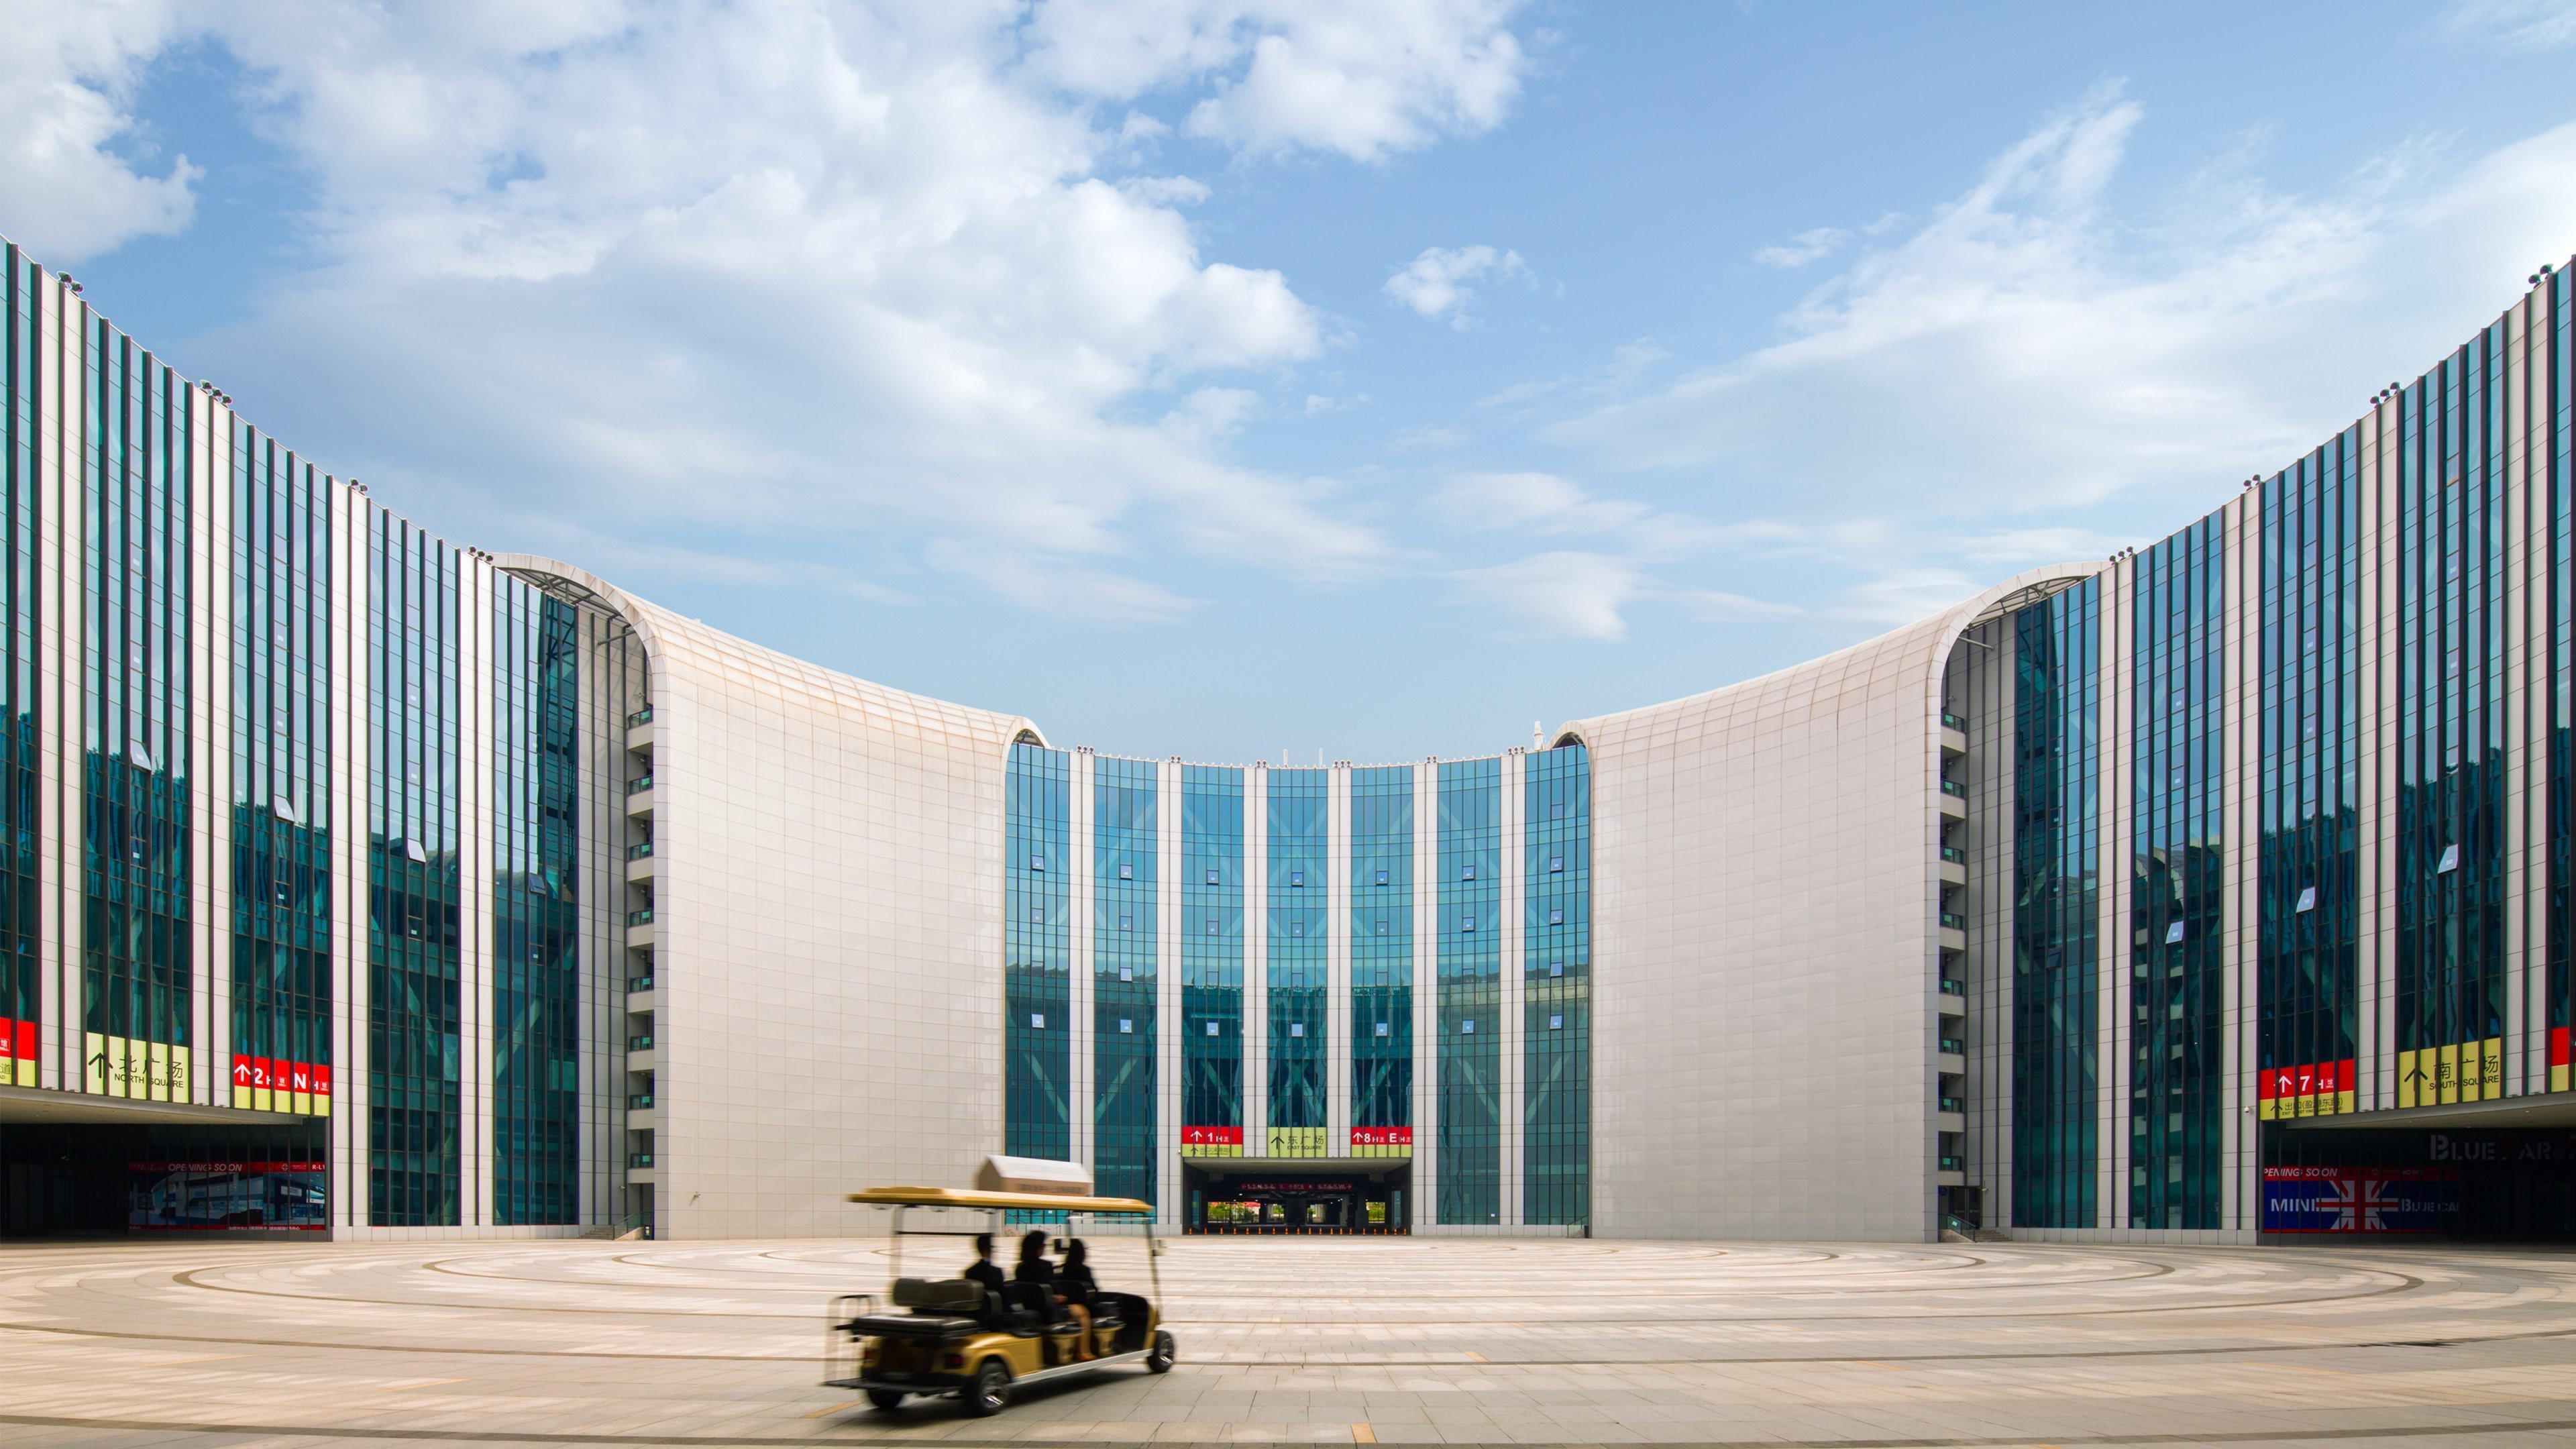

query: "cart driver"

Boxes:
[963, 1232, 1006, 1302]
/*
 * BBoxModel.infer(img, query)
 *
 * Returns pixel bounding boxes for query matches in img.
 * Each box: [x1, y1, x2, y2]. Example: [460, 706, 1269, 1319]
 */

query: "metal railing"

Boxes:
[627, 706, 653, 729]
[625, 774, 655, 795]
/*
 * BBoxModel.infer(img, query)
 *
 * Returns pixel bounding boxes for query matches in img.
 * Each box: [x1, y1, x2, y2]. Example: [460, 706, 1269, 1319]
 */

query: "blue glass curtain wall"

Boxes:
[1523, 744, 1591, 1226]
[2012, 580, 2100, 1228]
[367, 515, 462, 1226]
[1180, 767, 1244, 1145]
[1267, 769, 1327, 1152]
[2548, 266, 2573, 1087]
[229, 429, 332, 1113]
[2258, 437, 2361, 1114]
[1350, 766, 1413, 1149]
[82, 323, 193, 1080]
[2129, 521, 2224, 1229]
[2393, 339, 2508, 1096]
[1003, 742, 1071, 1163]
[492, 584, 580, 1224]
[1436, 758, 1501, 1225]
[1091, 757, 1157, 1201]
[0, 246, 38, 1081]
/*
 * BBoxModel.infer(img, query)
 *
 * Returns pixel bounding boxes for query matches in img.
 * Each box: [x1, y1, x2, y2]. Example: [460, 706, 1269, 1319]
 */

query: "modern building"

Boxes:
[2, 229, 2572, 1245]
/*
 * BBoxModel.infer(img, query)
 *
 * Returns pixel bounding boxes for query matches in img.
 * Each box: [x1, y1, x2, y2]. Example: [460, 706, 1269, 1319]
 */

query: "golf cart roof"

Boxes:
[848, 1185, 1155, 1215]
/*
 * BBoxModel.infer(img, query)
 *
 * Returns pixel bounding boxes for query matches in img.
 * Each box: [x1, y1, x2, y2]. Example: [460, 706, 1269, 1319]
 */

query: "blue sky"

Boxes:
[7, 1, 2576, 762]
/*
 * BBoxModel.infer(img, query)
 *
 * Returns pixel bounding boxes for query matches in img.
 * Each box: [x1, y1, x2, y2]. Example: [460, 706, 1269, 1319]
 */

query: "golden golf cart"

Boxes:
[823, 1171, 1174, 1417]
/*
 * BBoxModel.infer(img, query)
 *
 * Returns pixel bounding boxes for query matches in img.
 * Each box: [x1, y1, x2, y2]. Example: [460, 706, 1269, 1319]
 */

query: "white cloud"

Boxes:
[1548, 83, 2576, 530]
[1430, 472, 1649, 534]
[0, 1, 1549, 621]
[2447, 0, 2576, 49]
[1752, 225, 1850, 269]
[1446, 551, 1644, 640]
[1384, 243, 1527, 320]
[1026, 1, 1531, 163]
[0, 1, 199, 263]
[1442, 549, 1800, 641]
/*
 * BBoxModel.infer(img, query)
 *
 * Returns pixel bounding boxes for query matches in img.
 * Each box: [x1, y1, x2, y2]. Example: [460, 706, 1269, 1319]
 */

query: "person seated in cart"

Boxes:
[1014, 1229, 1093, 1361]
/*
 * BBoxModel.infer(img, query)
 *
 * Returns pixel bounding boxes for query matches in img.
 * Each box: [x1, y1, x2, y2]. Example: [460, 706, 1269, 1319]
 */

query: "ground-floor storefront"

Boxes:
[2265, 1117, 2576, 1240]
[1181, 1157, 1411, 1233]
[1, 1091, 323, 1236]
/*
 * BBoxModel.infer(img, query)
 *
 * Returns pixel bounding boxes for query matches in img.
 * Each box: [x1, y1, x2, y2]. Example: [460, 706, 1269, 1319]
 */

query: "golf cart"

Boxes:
[823, 1160, 1175, 1417]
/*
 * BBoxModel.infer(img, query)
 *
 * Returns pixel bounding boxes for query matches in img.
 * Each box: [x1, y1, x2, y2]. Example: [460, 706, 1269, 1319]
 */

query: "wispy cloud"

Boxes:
[1547, 82, 2576, 533]
[1385, 244, 1529, 321]
[1752, 225, 1851, 269]
[2446, 0, 2576, 50]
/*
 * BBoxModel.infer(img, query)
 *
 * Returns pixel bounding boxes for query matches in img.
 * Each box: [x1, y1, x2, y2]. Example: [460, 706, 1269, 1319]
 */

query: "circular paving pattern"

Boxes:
[4, 1236, 2576, 1446]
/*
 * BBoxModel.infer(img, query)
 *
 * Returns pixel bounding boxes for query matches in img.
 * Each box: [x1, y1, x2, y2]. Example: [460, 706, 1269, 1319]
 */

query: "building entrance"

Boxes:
[1182, 1159, 1411, 1234]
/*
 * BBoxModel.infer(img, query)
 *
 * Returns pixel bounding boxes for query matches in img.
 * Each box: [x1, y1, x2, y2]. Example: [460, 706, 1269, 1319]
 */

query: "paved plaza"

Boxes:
[3, 1236, 2576, 1447]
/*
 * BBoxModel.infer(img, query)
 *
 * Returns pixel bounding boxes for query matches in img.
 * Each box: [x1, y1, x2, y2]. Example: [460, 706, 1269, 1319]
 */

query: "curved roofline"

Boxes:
[1548, 561, 2103, 743]
[493, 552, 1054, 751]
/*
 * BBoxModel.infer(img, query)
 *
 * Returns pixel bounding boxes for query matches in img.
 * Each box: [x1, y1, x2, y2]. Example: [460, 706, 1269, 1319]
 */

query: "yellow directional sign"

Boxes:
[85, 1032, 190, 1102]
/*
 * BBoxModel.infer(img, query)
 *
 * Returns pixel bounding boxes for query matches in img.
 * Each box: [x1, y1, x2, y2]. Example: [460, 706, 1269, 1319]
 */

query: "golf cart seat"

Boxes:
[843, 1277, 988, 1340]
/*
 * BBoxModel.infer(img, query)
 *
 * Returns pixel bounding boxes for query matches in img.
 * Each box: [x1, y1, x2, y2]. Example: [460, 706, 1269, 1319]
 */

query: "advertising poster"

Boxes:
[2261, 1166, 2459, 1234]
[128, 1161, 327, 1230]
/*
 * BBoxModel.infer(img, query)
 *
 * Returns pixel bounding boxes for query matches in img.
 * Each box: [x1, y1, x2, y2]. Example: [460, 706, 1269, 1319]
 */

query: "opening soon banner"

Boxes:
[128, 1161, 326, 1230]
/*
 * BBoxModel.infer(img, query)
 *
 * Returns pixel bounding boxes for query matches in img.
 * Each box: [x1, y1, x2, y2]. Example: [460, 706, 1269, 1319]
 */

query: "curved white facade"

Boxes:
[11, 227, 2576, 1248]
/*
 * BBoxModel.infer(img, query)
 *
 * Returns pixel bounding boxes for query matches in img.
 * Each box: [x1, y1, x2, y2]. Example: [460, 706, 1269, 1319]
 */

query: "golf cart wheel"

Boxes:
[864, 1389, 905, 1411]
[1147, 1330, 1176, 1373]
[963, 1358, 1012, 1416]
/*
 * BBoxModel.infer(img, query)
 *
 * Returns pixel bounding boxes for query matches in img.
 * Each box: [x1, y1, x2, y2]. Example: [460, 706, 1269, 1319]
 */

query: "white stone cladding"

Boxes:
[491, 556, 1036, 1240]
[1559, 566, 2098, 1242]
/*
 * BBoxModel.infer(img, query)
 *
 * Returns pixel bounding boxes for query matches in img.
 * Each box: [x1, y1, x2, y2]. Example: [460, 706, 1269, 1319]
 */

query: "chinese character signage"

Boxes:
[1350, 1125, 1413, 1158]
[232, 1054, 333, 1116]
[1179, 1124, 1242, 1158]
[2256, 1058, 2355, 1119]
[2397, 1038, 2502, 1108]
[85, 1032, 190, 1101]
[0, 1016, 34, 1087]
